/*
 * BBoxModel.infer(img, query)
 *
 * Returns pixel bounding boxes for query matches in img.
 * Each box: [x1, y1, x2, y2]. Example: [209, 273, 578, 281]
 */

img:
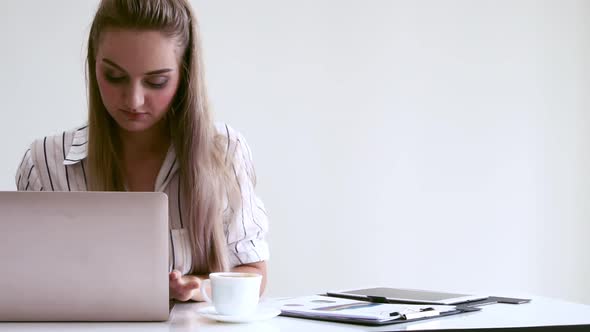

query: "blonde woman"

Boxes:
[15, 0, 269, 302]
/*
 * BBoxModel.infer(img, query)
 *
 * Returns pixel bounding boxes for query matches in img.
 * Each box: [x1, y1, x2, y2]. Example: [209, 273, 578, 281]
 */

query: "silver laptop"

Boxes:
[0, 191, 170, 321]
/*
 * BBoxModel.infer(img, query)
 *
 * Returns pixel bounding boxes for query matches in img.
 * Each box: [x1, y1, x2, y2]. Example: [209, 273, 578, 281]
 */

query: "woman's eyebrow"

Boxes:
[102, 58, 173, 75]
[144, 68, 173, 75]
[102, 58, 127, 73]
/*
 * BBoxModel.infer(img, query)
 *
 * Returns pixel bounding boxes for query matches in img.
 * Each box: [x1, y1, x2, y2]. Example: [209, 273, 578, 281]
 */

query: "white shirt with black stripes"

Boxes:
[15, 123, 270, 275]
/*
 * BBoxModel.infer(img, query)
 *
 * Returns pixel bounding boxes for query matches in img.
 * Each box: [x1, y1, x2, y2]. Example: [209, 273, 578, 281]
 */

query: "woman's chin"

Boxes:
[113, 118, 155, 133]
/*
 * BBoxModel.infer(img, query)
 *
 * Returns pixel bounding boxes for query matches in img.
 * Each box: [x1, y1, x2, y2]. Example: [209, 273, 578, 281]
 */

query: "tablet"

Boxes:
[326, 287, 488, 305]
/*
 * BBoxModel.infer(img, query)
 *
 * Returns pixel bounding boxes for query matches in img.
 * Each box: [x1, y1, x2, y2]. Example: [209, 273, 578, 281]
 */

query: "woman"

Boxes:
[15, 0, 269, 302]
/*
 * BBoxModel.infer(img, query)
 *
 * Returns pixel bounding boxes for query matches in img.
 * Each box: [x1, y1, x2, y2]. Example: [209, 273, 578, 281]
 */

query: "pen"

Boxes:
[401, 307, 440, 320]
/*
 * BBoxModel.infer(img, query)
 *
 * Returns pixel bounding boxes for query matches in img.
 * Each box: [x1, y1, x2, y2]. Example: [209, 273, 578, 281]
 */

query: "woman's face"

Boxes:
[95, 28, 181, 133]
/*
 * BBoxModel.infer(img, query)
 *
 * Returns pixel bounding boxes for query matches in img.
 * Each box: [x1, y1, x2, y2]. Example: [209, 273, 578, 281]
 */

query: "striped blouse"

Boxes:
[15, 123, 269, 275]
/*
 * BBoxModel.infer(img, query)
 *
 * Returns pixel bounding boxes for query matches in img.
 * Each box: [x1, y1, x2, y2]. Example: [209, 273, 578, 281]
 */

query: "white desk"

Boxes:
[1, 296, 589, 331]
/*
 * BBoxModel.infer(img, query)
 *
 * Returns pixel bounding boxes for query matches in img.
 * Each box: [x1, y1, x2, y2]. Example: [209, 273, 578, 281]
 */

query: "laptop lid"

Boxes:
[0, 191, 169, 321]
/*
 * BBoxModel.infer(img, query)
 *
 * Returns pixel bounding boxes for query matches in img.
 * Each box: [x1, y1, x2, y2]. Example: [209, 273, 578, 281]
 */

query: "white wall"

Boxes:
[1, 0, 588, 304]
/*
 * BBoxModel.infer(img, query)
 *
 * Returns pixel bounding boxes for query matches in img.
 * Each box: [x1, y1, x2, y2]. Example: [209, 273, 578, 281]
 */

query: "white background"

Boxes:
[1, 0, 588, 304]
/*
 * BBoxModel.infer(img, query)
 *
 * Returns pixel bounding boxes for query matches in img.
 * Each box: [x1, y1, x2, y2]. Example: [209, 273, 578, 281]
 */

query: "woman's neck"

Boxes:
[118, 121, 170, 159]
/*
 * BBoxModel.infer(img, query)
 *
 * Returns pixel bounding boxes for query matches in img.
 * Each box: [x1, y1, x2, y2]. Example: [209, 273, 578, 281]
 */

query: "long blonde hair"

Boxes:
[86, 0, 234, 274]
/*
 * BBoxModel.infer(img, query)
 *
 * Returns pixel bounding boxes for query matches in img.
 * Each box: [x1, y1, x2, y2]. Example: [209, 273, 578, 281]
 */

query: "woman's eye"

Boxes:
[145, 76, 169, 89]
[104, 73, 126, 83]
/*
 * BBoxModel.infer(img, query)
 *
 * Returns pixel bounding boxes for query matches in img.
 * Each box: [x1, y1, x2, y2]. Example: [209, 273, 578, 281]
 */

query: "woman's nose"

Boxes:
[124, 82, 145, 110]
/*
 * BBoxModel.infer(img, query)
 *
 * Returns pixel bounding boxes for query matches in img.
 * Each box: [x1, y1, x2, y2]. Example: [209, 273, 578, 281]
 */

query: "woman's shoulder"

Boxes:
[16, 124, 88, 191]
[214, 122, 254, 161]
[23, 124, 88, 166]
[26, 124, 86, 144]
[214, 122, 243, 143]
[214, 122, 257, 185]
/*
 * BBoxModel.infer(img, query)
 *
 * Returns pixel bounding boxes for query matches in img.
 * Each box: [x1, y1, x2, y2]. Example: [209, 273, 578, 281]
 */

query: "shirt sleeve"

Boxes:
[15, 147, 43, 191]
[222, 126, 270, 267]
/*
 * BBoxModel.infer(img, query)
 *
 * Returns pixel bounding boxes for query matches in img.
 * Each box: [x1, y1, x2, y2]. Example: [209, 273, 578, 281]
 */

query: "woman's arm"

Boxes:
[231, 261, 268, 294]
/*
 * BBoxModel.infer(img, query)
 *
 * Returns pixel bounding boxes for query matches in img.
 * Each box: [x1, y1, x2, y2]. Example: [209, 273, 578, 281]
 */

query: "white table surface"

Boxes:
[1, 296, 589, 331]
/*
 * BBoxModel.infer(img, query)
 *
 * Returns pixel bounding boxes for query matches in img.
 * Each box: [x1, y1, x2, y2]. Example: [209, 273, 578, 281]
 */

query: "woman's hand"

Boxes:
[169, 270, 203, 302]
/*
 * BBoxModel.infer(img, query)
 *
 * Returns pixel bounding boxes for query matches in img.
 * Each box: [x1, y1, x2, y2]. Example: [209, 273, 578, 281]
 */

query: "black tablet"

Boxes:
[327, 287, 488, 305]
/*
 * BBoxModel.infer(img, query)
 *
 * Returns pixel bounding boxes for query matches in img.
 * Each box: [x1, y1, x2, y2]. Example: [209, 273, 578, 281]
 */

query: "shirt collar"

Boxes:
[63, 125, 88, 165]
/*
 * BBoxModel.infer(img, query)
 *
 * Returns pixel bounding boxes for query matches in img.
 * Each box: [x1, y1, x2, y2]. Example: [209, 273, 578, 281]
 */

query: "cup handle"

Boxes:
[200, 279, 212, 303]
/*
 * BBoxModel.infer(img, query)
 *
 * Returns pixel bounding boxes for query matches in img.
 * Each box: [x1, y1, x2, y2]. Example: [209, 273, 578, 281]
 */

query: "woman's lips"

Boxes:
[120, 109, 148, 120]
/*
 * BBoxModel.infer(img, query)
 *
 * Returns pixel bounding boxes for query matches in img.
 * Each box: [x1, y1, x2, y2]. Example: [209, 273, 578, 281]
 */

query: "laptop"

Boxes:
[0, 191, 170, 321]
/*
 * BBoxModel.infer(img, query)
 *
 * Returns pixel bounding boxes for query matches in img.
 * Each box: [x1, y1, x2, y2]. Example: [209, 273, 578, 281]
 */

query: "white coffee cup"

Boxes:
[200, 272, 262, 316]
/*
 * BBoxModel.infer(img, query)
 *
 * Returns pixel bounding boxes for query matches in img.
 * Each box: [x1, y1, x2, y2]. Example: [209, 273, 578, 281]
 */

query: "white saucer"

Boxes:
[197, 306, 281, 323]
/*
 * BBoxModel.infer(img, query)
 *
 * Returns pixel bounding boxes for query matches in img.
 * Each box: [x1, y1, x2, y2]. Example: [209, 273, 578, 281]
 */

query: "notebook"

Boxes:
[277, 295, 476, 326]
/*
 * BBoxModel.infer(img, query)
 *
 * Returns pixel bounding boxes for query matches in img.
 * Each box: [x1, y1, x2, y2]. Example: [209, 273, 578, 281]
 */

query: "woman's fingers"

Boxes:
[183, 275, 201, 290]
[169, 273, 201, 301]
[169, 270, 181, 281]
[169, 270, 185, 300]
